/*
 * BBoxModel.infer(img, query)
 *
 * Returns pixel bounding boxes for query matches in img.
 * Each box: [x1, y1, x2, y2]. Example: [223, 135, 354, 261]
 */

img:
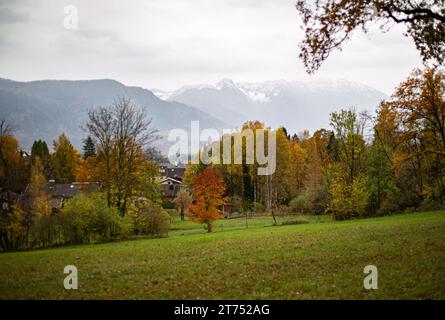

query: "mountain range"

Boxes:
[0, 78, 229, 150]
[0, 77, 388, 153]
[153, 78, 388, 134]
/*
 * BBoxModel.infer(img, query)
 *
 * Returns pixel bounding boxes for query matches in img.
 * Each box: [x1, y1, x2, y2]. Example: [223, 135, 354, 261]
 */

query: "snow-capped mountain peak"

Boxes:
[215, 78, 237, 90]
[152, 79, 388, 133]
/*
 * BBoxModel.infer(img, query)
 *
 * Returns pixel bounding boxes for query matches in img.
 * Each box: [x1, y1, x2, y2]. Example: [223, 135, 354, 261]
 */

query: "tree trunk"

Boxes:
[271, 207, 277, 225]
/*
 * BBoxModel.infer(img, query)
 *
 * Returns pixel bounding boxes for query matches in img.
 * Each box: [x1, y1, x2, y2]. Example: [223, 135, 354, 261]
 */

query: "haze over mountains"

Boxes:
[0, 77, 387, 152]
[153, 78, 388, 134]
[0, 78, 228, 150]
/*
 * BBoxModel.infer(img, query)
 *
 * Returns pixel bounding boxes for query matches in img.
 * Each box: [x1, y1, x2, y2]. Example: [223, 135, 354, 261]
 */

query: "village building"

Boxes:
[17, 180, 101, 213]
[44, 181, 100, 212]
[158, 164, 186, 200]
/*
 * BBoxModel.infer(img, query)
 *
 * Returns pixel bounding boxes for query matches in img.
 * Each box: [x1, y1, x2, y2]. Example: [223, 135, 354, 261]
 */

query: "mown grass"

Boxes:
[0, 210, 444, 299]
[168, 213, 328, 237]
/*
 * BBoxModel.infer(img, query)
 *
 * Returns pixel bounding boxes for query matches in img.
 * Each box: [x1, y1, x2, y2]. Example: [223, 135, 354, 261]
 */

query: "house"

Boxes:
[158, 164, 186, 201]
[45, 181, 100, 212]
[159, 177, 183, 199]
[159, 165, 186, 181]
[20, 150, 32, 165]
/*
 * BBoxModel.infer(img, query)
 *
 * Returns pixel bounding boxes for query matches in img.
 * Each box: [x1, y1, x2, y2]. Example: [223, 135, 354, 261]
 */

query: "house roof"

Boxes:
[160, 177, 183, 185]
[45, 182, 100, 197]
[159, 166, 186, 180]
[45, 183, 77, 197]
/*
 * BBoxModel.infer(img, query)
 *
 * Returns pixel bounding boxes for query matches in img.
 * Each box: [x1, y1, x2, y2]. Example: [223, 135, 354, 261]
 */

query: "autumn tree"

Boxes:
[188, 167, 226, 232]
[29, 157, 47, 194]
[210, 122, 307, 213]
[174, 188, 193, 221]
[87, 97, 158, 216]
[86, 105, 114, 207]
[137, 159, 162, 204]
[385, 68, 445, 205]
[330, 109, 368, 184]
[239, 121, 264, 205]
[26, 157, 53, 248]
[300, 129, 331, 213]
[273, 127, 292, 204]
[49, 133, 79, 183]
[387, 68, 445, 158]
[296, 0, 445, 73]
[182, 162, 208, 188]
[287, 139, 307, 200]
[328, 172, 369, 220]
[76, 156, 98, 183]
[0, 120, 31, 250]
[111, 98, 158, 216]
[328, 109, 369, 219]
[0, 119, 29, 196]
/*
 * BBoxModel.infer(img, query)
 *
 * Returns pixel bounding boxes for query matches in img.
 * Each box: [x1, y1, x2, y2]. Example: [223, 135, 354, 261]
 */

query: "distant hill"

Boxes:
[154, 78, 389, 133]
[0, 77, 389, 153]
[0, 78, 229, 150]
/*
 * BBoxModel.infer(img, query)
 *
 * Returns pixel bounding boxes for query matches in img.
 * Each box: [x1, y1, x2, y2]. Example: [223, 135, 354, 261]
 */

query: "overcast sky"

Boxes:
[0, 0, 423, 95]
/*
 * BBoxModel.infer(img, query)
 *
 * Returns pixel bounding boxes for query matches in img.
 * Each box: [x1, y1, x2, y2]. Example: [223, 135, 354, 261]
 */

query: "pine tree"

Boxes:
[31, 140, 49, 162]
[31, 140, 50, 178]
[82, 136, 96, 160]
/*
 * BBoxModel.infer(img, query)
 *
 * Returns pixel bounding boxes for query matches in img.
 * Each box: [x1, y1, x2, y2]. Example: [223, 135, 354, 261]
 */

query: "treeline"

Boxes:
[1, 68, 444, 250]
[185, 68, 445, 220]
[0, 98, 169, 251]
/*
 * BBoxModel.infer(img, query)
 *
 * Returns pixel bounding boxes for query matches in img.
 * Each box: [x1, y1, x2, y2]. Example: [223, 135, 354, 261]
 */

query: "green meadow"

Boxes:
[0, 210, 444, 299]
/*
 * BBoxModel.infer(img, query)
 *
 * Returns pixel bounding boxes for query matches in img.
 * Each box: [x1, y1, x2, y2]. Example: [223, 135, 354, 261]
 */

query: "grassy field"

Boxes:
[168, 212, 330, 237]
[0, 210, 444, 299]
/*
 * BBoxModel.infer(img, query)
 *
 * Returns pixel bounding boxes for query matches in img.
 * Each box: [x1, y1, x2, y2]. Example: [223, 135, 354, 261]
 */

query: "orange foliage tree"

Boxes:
[188, 167, 226, 232]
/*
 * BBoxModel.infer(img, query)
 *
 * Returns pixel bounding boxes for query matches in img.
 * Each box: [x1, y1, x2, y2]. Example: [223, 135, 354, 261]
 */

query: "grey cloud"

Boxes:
[0, 0, 423, 94]
[0, 6, 28, 24]
[225, 0, 291, 8]
[75, 28, 121, 42]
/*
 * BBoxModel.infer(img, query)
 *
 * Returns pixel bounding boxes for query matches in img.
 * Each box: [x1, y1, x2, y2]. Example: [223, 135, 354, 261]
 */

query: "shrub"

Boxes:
[377, 197, 401, 216]
[329, 175, 369, 220]
[281, 218, 309, 225]
[165, 209, 179, 222]
[420, 196, 441, 211]
[305, 182, 330, 214]
[289, 194, 306, 213]
[162, 199, 175, 209]
[132, 202, 170, 237]
[228, 211, 242, 219]
[60, 193, 126, 244]
[251, 202, 265, 213]
[29, 195, 59, 248]
[230, 195, 244, 213]
[276, 205, 292, 214]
